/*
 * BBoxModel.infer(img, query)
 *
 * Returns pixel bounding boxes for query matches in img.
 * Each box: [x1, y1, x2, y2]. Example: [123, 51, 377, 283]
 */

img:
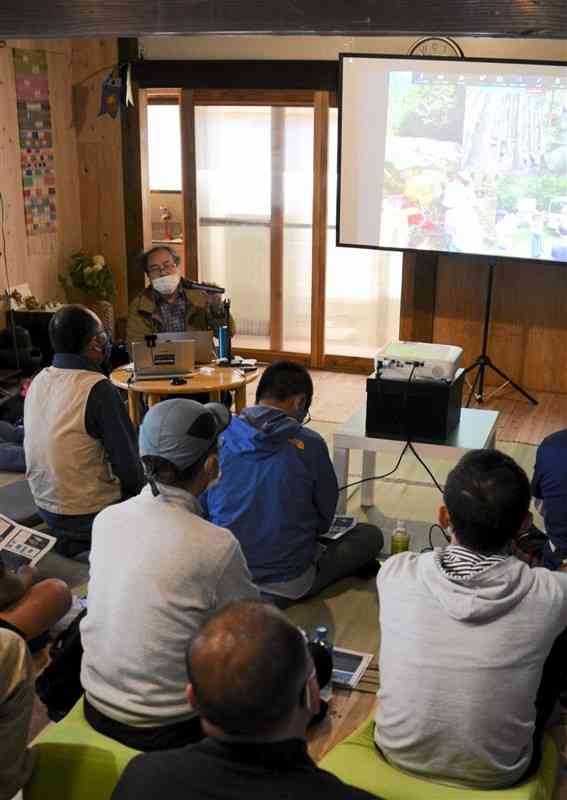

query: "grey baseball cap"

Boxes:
[139, 399, 230, 471]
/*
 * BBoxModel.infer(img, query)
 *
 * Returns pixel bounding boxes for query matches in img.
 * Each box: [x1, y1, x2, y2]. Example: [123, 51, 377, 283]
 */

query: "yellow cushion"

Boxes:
[24, 699, 140, 800]
[319, 717, 557, 800]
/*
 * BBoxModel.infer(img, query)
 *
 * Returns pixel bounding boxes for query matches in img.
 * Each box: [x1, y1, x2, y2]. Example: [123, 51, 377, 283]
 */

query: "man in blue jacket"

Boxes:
[203, 361, 383, 601]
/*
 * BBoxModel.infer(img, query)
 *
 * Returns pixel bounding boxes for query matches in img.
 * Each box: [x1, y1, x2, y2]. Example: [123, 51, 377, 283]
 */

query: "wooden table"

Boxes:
[110, 365, 259, 425]
[333, 407, 499, 514]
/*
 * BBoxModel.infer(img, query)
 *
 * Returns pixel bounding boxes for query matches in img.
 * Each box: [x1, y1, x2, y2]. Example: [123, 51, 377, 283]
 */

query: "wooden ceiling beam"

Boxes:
[1, 0, 566, 39]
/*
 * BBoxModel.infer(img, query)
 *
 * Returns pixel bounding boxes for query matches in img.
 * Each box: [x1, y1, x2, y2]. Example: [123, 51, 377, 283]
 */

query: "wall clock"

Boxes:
[408, 37, 464, 58]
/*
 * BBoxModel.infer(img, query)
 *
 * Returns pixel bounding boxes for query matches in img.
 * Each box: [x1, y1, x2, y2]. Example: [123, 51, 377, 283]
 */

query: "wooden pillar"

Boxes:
[118, 38, 145, 304]
[180, 89, 199, 281]
[270, 107, 284, 351]
[310, 91, 329, 368]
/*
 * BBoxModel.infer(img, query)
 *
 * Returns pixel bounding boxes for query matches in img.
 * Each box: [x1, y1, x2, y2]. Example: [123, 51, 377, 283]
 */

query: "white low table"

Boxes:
[333, 407, 499, 514]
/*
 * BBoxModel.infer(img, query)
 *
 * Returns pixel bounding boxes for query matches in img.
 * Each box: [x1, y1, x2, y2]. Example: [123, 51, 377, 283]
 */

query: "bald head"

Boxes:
[49, 304, 102, 356]
[186, 600, 308, 736]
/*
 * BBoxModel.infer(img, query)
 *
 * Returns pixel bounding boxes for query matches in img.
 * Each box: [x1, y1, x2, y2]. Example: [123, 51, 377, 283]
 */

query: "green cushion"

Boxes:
[24, 699, 140, 800]
[319, 717, 557, 800]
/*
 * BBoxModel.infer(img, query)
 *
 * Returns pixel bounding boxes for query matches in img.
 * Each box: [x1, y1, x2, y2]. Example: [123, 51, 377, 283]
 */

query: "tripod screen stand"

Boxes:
[462, 258, 537, 407]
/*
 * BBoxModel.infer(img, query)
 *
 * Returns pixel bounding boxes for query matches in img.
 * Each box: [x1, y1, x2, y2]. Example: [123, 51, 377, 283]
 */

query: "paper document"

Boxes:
[0, 514, 56, 570]
[320, 515, 358, 541]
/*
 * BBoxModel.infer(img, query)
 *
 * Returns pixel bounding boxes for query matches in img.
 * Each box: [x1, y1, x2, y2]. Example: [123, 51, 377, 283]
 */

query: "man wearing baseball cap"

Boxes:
[80, 399, 259, 751]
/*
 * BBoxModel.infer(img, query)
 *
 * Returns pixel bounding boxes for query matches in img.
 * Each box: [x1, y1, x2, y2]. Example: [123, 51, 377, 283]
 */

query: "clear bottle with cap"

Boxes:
[391, 520, 410, 554]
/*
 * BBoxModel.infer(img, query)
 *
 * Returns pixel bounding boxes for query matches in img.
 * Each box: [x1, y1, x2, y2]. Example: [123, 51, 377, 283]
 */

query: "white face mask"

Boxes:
[151, 274, 180, 295]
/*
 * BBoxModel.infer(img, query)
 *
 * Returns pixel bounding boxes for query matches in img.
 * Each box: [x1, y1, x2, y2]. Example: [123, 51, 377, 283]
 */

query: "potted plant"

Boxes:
[59, 252, 116, 335]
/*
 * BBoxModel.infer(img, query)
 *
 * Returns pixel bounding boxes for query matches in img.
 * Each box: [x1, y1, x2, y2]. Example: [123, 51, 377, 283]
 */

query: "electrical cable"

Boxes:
[339, 440, 410, 492]
[0, 192, 21, 370]
[408, 441, 445, 495]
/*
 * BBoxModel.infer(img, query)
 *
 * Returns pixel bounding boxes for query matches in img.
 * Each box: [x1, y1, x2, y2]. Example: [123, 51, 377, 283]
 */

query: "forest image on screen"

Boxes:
[381, 70, 567, 261]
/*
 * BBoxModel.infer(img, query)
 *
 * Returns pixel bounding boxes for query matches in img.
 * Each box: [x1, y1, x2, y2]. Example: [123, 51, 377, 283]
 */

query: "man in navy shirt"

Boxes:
[532, 429, 567, 568]
[24, 306, 144, 556]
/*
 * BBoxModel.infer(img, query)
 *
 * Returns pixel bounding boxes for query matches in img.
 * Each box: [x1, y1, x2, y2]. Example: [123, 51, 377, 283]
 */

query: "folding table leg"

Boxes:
[361, 450, 377, 508]
[333, 445, 350, 515]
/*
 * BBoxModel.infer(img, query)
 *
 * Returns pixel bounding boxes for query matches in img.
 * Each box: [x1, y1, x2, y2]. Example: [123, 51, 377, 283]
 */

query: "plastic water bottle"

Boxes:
[391, 520, 410, 554]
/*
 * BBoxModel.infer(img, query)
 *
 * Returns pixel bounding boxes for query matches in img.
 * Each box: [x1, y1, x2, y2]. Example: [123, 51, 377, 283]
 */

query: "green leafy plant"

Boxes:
[59, 251, 116, 301]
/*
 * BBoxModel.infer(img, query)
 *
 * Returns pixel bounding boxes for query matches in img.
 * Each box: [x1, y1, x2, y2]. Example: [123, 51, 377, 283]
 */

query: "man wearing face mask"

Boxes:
[80, 399, 258, 750]
[126, 246, 234, 349]
[203, 361, 383, 602]
[24, 305, 144, 556]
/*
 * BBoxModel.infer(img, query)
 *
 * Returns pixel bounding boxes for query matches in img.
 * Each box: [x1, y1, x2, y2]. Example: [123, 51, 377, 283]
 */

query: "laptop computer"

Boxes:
[131, 340, 195, 380]
[156, 331, 216, 364]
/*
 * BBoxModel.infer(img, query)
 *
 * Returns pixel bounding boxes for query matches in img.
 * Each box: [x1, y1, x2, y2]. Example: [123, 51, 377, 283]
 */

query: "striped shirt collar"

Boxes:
[439, 544, 509, 582]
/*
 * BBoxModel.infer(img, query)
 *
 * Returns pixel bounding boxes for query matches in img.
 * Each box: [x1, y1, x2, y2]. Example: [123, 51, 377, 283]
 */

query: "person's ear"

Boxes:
[304, 673, 320, 717]
[204, 453, 220, 480]
[186, 683, 197, 708]
[438, 505, 450, 531]
[291, 394, 307, 416]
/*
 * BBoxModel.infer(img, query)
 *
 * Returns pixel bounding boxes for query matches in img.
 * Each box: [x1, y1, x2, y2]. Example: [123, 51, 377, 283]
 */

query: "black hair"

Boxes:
[138, 245, 181, 274]
[49, 305, 100, 355]
[255, 360, 313, 411]
[443, 449, 531, 554]
[186, 600, 308, 736]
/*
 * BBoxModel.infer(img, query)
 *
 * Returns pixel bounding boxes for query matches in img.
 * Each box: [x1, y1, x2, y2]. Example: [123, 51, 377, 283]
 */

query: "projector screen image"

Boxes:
[338, 55, 567, 263]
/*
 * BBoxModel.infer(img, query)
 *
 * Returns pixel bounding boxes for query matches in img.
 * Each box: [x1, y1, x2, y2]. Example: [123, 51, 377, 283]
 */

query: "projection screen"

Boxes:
[338, 54, 567, 263]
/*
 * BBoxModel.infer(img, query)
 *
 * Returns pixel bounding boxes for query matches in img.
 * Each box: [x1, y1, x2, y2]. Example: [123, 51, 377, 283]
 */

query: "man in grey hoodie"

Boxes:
[375, 449, 567, 789]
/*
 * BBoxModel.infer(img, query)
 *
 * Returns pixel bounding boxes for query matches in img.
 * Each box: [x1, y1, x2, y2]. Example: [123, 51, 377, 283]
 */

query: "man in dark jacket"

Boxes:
[112, 600, 379, 800]
[126, 246, 234, 348]
[203, 361, 383, 601]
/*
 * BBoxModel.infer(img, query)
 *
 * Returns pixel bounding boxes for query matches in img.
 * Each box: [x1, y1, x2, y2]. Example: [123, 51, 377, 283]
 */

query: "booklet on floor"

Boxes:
[319, 515, 358, 541]
[0, 513, 56, 570]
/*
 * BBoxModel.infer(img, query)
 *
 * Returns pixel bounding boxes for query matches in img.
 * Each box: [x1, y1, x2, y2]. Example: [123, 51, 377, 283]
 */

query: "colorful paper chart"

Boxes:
[13, 49, 57, 237]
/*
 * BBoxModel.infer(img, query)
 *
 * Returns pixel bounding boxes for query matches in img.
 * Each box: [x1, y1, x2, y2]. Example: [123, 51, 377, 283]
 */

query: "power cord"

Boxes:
[0, 192, 20, 370]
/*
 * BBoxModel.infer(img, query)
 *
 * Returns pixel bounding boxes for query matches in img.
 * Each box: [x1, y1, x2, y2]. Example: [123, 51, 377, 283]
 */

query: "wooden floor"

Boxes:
[27, 370, 567, 792]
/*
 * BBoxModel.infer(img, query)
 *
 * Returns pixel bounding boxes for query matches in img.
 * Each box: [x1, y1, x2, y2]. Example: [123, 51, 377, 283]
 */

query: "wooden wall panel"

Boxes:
[0, 39, 81, 312]
[433, 256, 567, 394]
[71, 39, 129, 317]
[399, 252, 438, 343]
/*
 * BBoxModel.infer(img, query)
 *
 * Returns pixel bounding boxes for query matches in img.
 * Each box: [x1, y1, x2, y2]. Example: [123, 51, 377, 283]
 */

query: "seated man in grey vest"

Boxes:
[24, 305, 144, 556]
[375, 449, 567, 790]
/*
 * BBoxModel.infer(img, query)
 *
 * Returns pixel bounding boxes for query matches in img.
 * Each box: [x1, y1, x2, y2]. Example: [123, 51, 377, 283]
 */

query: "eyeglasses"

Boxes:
[147, 260, 178, 278]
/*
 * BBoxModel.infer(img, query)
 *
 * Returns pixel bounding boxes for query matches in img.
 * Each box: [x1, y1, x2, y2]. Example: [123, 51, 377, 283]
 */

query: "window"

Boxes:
[196, 106, 272, 349]
[147, 92, 403, 365]
[148, 104, 182, 191]
[195, 104, 314, 353]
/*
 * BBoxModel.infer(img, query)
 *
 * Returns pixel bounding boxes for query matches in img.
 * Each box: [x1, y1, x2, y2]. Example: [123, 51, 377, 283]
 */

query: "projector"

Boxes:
[374, 341, 463, 382]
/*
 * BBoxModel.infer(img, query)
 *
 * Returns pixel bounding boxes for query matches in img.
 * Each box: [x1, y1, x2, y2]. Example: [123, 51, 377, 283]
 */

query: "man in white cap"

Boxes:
[80, 399, 259, 751]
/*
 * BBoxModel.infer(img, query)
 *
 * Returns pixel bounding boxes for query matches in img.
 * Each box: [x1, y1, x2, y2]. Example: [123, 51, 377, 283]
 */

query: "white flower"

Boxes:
[84, 266, 93, 274]
[93, 255, 106, 267]
[91, 263, 103, 272]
